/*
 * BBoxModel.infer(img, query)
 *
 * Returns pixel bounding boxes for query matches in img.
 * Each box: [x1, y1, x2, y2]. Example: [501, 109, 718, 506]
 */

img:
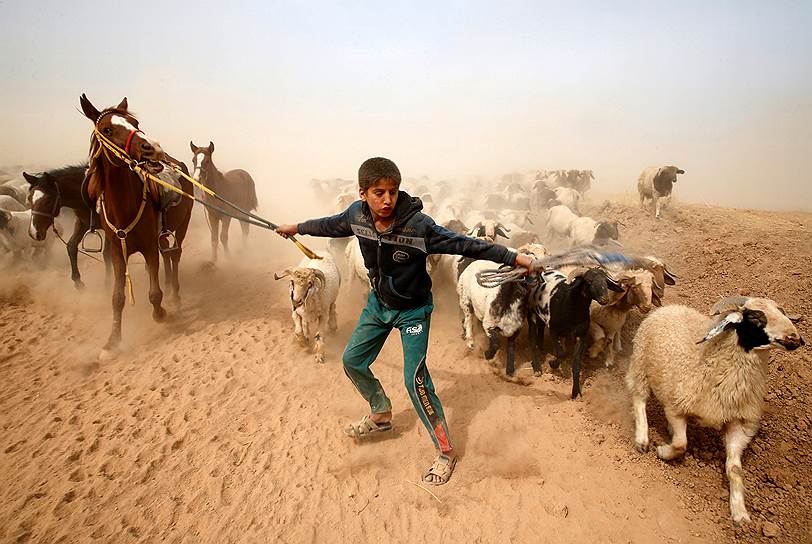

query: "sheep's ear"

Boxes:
[0, 210, 10, 229]
[495, 227, 510, 239]
[663, 265, 677, 285]
[698, 312, 743, 344]
[676, 168, 685, 175]
[605, 274, 625, 293]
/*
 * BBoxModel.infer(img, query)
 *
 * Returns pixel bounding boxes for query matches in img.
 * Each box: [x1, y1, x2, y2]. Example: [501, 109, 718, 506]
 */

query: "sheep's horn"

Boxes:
[698, 311, 743, 343]
[710, 296, 750, 316]
[312, 269, 326, 287]
[273, 268, 292, 281]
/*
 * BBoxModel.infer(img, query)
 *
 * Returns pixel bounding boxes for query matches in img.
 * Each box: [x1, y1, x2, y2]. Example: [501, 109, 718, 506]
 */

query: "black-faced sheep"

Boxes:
[528, 267, 624, 395]
[626, 296, 804, 525]
[637, 166, 685, 219]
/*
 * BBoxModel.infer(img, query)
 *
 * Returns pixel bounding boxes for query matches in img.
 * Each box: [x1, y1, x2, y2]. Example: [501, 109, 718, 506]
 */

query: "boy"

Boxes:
[276, 157, 534, 485]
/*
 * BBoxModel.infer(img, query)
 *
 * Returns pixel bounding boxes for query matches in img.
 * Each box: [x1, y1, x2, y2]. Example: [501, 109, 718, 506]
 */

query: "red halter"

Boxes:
[124, 128, 143, 155]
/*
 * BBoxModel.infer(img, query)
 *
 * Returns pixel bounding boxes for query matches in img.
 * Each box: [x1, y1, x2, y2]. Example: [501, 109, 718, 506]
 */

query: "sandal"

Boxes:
[343, 415, 393, 438]
[422, 453, 457, 486]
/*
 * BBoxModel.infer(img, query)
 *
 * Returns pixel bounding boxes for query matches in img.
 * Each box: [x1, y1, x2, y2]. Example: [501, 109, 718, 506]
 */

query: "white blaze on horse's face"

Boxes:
[193, 152, 206, 180]
[110, 114, 138, 132]
[32, 189, 45, 205]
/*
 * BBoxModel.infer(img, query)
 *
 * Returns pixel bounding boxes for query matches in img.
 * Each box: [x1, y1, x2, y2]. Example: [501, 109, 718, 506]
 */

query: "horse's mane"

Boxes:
[44, 163, 88, 178]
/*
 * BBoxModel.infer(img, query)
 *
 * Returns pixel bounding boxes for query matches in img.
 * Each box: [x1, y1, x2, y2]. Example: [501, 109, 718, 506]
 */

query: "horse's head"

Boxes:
[23, 171, 61, 240]
[80, 94, 165, 174]
[190, 141, 215, 182]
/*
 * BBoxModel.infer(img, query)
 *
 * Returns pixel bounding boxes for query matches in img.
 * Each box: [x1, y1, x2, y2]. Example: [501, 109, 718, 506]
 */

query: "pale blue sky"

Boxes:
[1, 1, 810, 209]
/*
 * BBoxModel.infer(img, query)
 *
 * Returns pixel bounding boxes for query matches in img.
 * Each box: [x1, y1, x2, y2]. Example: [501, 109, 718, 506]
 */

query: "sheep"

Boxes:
[552, 187, 581, 213]
[457, 257, 529, 376]
[344, 237, 371, 295]
[335, 192, 356, 213]
[516, 242, 548, 259]
[528, 267, 624, 393]
[0, 185, 27, 206]
[568, 216, 620, 248]
[636, 256, 677, 306]
[586, 269, 655, 367]
[274, 252, 341, 364]
[637, 165, 685, 219]
[0, 209, 52, 263]
[626, 296, 804, 524]
[0, 195, 27, 212]
[544, 204, 578, 247]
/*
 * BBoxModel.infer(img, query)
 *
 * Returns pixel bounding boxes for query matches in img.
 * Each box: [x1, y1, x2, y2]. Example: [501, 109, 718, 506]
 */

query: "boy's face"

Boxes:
[360, 178, 399, 219]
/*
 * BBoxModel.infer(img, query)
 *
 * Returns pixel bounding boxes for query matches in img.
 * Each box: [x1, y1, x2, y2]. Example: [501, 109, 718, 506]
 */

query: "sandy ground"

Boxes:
[1, 197, 810, 543]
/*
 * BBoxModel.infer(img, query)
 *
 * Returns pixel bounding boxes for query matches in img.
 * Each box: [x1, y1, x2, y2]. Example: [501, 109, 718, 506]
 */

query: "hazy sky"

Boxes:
[1, 1, 810, 210]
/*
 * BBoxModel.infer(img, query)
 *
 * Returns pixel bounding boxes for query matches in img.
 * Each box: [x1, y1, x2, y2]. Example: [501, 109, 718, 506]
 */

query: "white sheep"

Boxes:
[274, 252, 341, 364]
[344, 237, 371, 295]
[626, 296, 804, 524]
[568, 216, 621, 248]
[0, 209, 53, 263]
[552, 187, 581, 213]
[0, 195, 27, 212]
[544, 204, 578, 247]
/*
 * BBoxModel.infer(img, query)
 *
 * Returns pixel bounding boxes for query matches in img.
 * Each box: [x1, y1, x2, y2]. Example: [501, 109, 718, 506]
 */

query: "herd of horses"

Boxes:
[25, 95, 258, 359]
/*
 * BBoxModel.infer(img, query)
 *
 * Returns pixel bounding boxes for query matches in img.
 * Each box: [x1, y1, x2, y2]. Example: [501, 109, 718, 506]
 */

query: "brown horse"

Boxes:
[190, 142, 258, 262]
[80, 94, 191, 359]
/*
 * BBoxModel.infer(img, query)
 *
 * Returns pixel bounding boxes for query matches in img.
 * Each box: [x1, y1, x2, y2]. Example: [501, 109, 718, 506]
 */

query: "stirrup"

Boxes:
[81, 229, 104, 253]
[159, 230, 178, 254]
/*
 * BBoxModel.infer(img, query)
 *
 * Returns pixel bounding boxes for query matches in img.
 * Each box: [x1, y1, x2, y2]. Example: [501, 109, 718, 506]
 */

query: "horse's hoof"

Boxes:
[533, 370, 542, 377]
[99, 348, 118, 361]
[153, 308, 167, 322]
[549, 359, 561, 369]
[73, 280, 85, 291]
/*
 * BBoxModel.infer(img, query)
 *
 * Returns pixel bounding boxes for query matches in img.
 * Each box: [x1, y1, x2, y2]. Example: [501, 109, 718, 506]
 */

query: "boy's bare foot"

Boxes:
[422, 453, 457, 485]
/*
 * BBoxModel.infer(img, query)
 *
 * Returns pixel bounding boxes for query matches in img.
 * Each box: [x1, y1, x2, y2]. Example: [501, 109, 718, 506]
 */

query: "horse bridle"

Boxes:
[93, 109, 147, 169]
[29, 181, 62, 223]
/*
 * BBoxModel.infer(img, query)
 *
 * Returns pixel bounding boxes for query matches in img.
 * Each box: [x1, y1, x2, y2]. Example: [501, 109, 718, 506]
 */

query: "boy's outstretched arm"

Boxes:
[276, 208, 352, 239]
[426, 223, 534, 271]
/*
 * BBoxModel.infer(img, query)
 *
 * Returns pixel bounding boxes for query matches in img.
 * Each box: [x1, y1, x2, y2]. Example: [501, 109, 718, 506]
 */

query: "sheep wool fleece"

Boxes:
[343, 290, 452, 453]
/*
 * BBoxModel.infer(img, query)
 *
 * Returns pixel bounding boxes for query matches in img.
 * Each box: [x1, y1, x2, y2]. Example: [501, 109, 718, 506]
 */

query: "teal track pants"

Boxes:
[342, 291, 452, 453]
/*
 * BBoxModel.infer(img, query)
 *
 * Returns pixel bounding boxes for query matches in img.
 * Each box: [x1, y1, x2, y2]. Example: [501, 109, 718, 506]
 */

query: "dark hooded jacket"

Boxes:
[298, 191, 517, 309]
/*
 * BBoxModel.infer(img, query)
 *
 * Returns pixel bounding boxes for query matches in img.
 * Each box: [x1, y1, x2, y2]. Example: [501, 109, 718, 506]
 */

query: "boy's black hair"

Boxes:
[358, 157, 401, 191]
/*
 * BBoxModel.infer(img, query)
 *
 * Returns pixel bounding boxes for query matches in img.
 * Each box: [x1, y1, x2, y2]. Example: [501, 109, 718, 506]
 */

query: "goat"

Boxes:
[274, 252, 341, 364]
[528, 267, 624, 394]
[626, 296, 804, 524]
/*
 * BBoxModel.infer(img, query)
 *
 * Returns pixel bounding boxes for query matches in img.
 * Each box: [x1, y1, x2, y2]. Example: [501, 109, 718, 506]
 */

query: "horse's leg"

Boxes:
[208, 210, 219, 263]
[145, 247, 166, 322]
[103, 236, 113, 287]
[67, 219, 85, 289]
[240, 219, 249, 247]
[101, 246, 126, 360]
[220, 216, 232, 255]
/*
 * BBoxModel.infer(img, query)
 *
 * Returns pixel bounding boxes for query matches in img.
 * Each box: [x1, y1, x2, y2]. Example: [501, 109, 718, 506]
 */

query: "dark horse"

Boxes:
[80, 94, 193, 359]
[190, 141, 258, 262]
[24, 165, 113, 288]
